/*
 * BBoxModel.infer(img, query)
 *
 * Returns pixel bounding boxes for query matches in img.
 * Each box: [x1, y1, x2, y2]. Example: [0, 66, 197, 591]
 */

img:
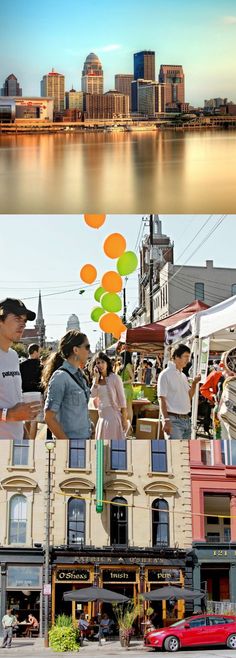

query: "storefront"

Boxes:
[52, 565, 94, 622]
[192, 543, 236, 612]
[144, 567, 185, 627]
[51, 547, 193, 630]
[0, 548, 44, 637]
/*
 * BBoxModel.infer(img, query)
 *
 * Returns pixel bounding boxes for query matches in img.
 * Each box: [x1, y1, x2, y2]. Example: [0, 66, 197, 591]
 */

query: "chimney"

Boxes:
[206, 260, 213, 269]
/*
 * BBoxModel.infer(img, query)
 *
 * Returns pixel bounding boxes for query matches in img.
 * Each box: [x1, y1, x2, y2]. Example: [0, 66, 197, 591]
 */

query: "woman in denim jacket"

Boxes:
[43, 331, 91, 440]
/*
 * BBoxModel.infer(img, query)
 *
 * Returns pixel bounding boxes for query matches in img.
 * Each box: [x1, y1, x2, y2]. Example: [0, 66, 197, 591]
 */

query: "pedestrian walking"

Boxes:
[91, 352, 128, 439]
[20, 343, 43, 439]
[0, 298, 42, 440]
[157, 344, 201, 439]
[43, 331, 91, 440]
[1, 608, 18, 648]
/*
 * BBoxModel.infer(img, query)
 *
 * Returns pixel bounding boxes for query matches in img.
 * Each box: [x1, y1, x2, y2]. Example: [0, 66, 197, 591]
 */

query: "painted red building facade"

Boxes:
[190, 440, 236, 611]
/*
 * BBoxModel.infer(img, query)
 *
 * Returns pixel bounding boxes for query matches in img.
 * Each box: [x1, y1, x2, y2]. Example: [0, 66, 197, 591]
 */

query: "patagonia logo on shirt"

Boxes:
[2, 371, 21, 379]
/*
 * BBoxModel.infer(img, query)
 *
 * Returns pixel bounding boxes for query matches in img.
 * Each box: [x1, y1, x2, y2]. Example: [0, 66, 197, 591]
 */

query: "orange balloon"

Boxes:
[102, 271, 123, 293]
[119, 322, 127, 333]
[84, 214, 106, 229]
[103, 233, 126, 259]
[99, 313, 122, 334]
[80, 264, 97, 284]
[112, 321, 127, 339]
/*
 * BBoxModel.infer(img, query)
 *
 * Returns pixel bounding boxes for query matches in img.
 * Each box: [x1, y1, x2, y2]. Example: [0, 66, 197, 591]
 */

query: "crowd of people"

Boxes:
[0, 296, 236, 442]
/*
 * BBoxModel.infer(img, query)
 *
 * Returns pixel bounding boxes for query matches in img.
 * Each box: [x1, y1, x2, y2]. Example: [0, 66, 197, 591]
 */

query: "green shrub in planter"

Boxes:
[49, 625, 79, 652]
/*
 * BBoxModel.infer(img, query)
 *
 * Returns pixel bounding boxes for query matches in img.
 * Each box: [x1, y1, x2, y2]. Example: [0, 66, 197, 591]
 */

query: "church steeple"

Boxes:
[36, 290, 43, 325]
[35, 290, 45, 347]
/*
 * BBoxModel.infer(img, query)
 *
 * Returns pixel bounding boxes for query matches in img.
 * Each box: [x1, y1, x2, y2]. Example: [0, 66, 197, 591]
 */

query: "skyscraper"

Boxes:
[81, 53, 103, 95]
[134, 51, 155, 82]
[66, 314, 81, 331]
[1, 74, 22, 96]
[159, 65, 185, 109]
[41, 69, 65, 113]
[115, 74, 133, 105]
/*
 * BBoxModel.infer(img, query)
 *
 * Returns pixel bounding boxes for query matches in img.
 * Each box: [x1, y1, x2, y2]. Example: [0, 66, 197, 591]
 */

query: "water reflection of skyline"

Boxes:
[0, 131, 236, 213]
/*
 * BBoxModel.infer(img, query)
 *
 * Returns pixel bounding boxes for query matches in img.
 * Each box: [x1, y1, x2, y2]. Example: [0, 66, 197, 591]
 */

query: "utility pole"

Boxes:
[149, 214, 154, 324]
[123, 279, 127, 324]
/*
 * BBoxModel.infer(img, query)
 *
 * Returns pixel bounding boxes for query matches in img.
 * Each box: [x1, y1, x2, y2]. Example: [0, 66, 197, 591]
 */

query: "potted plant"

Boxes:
[49, 614, 79, 653]
[114, 600, 142, 648]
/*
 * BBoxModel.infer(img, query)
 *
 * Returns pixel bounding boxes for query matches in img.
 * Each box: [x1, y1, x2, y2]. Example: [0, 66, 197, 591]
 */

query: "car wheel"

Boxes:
[227, 633, 236, 649]
[163, 636, 180, 652]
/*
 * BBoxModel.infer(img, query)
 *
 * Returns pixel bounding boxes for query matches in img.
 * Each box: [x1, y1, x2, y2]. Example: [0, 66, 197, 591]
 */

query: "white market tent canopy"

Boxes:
[195, 294, 236, 350]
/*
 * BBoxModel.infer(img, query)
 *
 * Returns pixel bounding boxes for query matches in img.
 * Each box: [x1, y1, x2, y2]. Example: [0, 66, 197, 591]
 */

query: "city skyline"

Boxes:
[0, 215, 235, 346]
[1, 0, 236, 106]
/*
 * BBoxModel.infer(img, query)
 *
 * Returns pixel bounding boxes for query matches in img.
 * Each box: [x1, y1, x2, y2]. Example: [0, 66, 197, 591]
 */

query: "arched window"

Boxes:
[67, 497, 85, 545]
[152, 498, 169, 547]
[9, 495, 27, 544]
[110, 497, 128, 546]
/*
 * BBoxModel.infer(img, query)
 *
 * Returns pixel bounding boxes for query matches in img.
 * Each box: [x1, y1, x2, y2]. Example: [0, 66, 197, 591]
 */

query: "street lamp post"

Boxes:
[44, 437, 56, 648]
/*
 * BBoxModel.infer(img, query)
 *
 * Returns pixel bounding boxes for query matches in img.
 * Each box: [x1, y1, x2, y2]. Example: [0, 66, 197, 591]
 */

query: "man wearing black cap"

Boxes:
[0, 299, 42, 440]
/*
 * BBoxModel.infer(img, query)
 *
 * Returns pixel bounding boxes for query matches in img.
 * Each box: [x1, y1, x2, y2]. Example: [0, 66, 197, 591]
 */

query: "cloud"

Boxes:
[223, 15, 236, 25]
[96, 44, 122, 53]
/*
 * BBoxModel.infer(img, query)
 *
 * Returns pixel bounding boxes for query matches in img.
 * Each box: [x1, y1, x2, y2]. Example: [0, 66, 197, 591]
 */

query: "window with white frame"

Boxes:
[12, 438, 29, 466]
[221, 439, 236, 466]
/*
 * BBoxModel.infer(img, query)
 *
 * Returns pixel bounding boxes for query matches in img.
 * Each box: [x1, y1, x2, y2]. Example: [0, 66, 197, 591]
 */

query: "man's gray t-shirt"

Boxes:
[0, 348, 23, 440]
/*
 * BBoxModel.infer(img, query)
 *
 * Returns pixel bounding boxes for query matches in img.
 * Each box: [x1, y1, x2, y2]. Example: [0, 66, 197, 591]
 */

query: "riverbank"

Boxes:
[0, 117, 235, 134]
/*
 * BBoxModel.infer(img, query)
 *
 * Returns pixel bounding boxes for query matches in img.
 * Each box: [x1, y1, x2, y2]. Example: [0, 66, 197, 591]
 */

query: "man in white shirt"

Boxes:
[0, 298, 42, 440]
[157, 344, 201, 439]
[1, 609, 18, 648]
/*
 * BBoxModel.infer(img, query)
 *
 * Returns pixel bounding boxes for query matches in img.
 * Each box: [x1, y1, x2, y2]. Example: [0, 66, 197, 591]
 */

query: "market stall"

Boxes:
[164, 296, 236, 439]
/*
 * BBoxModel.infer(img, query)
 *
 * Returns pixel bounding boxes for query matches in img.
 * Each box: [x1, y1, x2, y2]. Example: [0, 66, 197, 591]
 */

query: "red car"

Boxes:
[144, 614, 236, 652]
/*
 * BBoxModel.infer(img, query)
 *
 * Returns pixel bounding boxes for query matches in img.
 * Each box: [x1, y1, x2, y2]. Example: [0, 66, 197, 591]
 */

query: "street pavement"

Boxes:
[1, 638, 236, 657]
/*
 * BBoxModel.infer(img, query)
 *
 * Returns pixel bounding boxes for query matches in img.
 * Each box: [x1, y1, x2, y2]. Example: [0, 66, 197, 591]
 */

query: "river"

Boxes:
[0, 130, 236, 213]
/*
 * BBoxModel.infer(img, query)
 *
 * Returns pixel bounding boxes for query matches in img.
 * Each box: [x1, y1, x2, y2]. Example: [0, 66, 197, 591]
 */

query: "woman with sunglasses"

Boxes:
[91, 351, 129, 440]
[42, 331, 91, 440]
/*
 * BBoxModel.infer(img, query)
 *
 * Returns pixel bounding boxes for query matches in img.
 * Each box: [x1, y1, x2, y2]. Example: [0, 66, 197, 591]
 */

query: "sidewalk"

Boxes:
[0, 638, 146, 658]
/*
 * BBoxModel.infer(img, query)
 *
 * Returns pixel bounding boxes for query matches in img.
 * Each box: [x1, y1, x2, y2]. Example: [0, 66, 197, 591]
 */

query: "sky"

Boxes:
[1, 0, 236, 106]
[0, 215, 235, 348]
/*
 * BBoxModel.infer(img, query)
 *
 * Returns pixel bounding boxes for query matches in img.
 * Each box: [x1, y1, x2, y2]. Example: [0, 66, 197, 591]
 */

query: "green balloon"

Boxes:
[91, 307, 105, 322]
[101, 292, 122, 313]
[117, 251, 138, 276]
[94, 286, 105, 303]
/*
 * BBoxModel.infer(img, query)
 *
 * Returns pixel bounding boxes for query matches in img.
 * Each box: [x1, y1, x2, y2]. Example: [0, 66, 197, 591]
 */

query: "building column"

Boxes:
[213, 441, 223, 466]
[229, 562, 236, 602]
[193, 562, 202, 613]
[230, 496, 236, 542]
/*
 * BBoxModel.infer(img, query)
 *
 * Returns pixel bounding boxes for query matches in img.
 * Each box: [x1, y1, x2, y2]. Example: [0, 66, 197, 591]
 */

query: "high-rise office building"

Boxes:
[41, 69, 65, 113]
[81, 53, 103, 95]
[84, 91, 129, 119]
[1, 74, 22, 96]
[159, 65, 185, 109]
[131, 79, 153, 112]
[139, 82, 166, 116]
[134, 51, 155, 82]
[115, 74, 133, 105]
[65, 88, 84, 110]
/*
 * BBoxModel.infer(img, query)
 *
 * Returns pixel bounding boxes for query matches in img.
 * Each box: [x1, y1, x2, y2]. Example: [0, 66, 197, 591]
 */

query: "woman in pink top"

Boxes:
[91, 352, 128, 440]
